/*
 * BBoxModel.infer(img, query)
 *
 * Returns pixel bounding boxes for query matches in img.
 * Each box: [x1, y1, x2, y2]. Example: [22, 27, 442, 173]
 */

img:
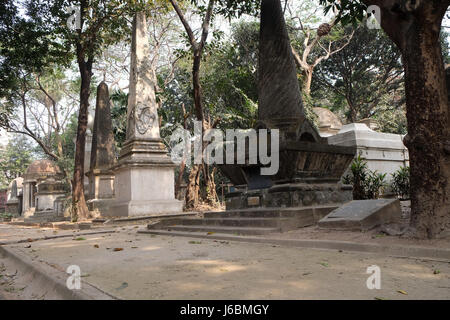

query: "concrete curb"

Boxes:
[0, 245, 118, 300]
[0, 230, 116, 245]
[139, 230, 450, 262]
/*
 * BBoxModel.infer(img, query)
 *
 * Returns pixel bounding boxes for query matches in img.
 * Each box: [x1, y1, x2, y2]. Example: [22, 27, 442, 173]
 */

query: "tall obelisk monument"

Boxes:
[111, 12, 182, 217]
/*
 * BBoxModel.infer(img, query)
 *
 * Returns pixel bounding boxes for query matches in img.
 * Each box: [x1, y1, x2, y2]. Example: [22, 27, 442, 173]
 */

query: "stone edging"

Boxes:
[0, 245, 118, 300]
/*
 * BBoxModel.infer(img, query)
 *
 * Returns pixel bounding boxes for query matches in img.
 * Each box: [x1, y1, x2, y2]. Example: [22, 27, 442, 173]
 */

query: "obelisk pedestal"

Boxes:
[110, 12, 182, 217]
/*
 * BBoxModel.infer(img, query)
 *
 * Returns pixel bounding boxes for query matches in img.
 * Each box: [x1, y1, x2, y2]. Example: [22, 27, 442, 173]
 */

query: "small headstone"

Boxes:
[318, 199, 401, 231]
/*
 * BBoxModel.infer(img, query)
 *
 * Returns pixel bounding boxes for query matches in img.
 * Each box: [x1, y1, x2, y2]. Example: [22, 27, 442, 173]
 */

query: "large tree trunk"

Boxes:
[370, 0, 450, 238]
[402, 27, 450, 238]
[185, 164, 201, 209]
[72, 59, 92, 221]
[184, 51, 219, 207]
[304, 68, 313, 96]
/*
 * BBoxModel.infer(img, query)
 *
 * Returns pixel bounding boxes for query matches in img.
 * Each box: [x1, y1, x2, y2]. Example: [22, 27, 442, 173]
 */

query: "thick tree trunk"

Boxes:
[304, 68, 313, 96]
[184, 51, 219, 207]
[72, 60, 91, 221]
[185, 164, 201, 209]
[402, 26, 450, 238]
[363, 0, 450, 240]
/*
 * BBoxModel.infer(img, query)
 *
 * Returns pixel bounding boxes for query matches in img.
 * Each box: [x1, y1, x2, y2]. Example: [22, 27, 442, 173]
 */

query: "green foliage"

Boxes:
[110, 90, 128, 151]
[58, 112, 78, 181]
[365, 171, 387, 200]
[344, 154, 387, 200]
[391, 166, 410, 200]
[0, 136, 34, 188]
[312, 26, 404, 127]
[319, 0, 367, 26]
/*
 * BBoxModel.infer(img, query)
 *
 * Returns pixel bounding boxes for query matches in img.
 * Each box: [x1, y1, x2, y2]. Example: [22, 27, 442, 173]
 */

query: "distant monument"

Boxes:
[22, 160, 68, 223]
[86, 81, 116, 215]
[110, 12, 182, 217]
[6, 177, 23, 215]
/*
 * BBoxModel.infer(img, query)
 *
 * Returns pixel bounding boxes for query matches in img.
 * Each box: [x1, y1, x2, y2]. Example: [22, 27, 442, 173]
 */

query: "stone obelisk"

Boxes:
[86, 81, 116, 215]
[110, 12, 182, 217]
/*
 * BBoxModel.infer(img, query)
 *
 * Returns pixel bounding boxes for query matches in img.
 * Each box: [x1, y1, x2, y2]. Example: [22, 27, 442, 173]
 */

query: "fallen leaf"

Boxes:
[74, 237, 86, 241]
[131, 246, 138, 249]
[374, 297, 386, 300]
[116, 282, 128, 290]
[397, 290, 408, 295]
[94, 244, 99, 248]
[207, 232, 215, 235]
[188, 241, 202, 244]
[113, 248, 124, 252]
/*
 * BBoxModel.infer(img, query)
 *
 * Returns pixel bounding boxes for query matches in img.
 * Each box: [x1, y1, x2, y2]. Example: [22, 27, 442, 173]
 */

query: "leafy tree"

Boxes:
[169, 0, 260, 208]
[0, 136, 34, 188]
[320, 0, 450, 239]
[287, 0, 355, 96]
[8, 0, 158, 220]
[312, 26, 405, 126]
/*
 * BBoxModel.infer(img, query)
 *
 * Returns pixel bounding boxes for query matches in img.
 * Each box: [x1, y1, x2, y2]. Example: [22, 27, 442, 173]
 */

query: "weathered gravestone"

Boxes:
[318, 199, 402, 231]
[6, 177, 23, 215]
[86, 81, 116, 215]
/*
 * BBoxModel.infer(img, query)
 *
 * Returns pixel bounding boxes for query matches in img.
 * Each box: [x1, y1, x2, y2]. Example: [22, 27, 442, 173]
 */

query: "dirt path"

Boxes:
[1, 225, 449, 300]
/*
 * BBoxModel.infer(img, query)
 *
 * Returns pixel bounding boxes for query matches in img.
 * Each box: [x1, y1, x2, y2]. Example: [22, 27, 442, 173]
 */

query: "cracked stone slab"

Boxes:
[318, 199, 401, 231]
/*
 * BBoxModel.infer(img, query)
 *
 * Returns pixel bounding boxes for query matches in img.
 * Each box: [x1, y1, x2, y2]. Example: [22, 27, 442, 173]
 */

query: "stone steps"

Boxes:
[165, 225, 278, 235]
[175, 217, 293, 228]
[148, 205, 338, 236]
[24, 211, 69, 223]
[203, 206, 336, 218]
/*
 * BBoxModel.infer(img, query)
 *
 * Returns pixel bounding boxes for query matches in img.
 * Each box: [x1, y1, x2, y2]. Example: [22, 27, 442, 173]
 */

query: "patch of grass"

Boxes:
[73, 237, 86, 241]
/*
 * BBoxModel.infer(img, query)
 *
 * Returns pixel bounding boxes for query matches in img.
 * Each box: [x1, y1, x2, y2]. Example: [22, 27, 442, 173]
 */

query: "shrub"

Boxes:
[343, 155, 387, 200]
[391, 166, 410, 200]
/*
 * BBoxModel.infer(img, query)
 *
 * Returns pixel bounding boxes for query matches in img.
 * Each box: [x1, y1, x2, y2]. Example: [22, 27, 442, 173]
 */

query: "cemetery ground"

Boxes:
[0, 222, 449, 300]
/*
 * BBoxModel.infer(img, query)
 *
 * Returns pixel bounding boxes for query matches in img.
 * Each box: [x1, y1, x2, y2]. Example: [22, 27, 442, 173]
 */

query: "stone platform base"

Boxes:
[6, 202, 20, 215]
[109, 200, 183, 218]
[24, 210, 69, 223]
[87, 198, 115, 215]
[225, 182, 353, 211]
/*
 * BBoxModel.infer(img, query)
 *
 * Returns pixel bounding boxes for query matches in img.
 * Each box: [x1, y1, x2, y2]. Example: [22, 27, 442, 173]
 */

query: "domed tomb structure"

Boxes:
[22, 160, 66, 220]
[313, 107, 343, 137]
